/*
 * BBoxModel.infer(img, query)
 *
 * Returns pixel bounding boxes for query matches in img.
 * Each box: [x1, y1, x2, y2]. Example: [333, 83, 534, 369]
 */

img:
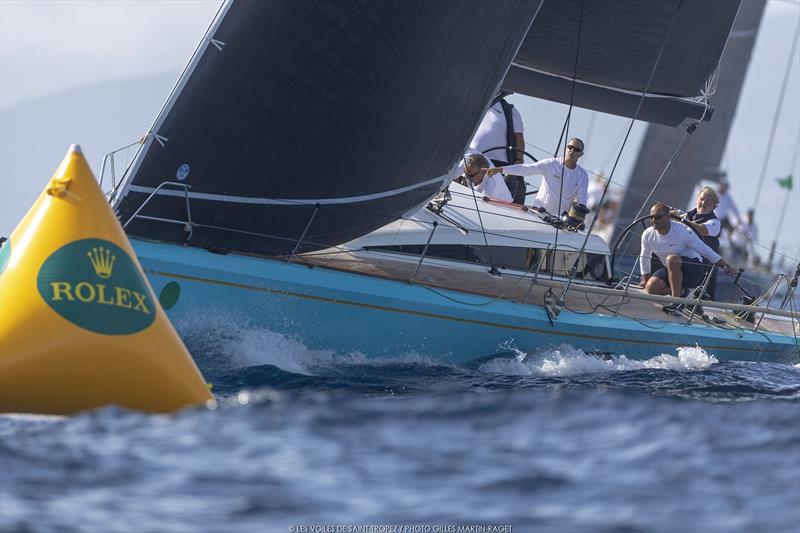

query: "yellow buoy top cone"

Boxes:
[0, 144, 212, 415]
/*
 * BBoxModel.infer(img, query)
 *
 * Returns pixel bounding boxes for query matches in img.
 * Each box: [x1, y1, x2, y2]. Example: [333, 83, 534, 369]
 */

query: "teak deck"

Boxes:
[298, 250, 799, 338]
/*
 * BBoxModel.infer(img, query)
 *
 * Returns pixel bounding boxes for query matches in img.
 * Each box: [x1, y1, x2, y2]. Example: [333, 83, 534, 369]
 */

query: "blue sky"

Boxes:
[1, 0, 798, 263]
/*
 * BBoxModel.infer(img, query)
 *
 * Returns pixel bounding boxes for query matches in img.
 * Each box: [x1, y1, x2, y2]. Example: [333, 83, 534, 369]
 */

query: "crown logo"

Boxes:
[86, 247, 116, 279]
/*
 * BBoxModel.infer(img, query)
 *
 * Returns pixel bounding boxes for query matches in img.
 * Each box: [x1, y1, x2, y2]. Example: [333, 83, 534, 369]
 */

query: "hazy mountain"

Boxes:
[0, 73, 175, 235]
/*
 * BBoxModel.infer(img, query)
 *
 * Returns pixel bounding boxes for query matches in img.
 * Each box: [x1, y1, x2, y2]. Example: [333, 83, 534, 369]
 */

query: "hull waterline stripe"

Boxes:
[146, 269, 793, 356]
[126, 173, 448, 206]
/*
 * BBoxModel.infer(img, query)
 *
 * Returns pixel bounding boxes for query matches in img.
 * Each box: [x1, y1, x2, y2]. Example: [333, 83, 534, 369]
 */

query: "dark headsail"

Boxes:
[504, 0, 742, 126]
[614, 0, 766, 244]
[114, 0, 540, 255]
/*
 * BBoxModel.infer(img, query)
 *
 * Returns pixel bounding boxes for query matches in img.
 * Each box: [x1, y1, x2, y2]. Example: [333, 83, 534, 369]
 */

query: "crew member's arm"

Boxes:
[640, 231, 653, 285]
[682, 217, 720, 237]
[486, 159, 550, 177]
[450, 166, 468, 187]
[683, 218, 707, 236]
[513, 133, 525, 164]
[685, 228, 731, 274]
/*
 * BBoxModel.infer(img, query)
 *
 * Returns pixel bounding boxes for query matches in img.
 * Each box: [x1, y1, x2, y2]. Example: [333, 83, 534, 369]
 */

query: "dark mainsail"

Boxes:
[613, 0, 766, 245]
[115, 0, 541, 255]
[504, 0, 742, 126]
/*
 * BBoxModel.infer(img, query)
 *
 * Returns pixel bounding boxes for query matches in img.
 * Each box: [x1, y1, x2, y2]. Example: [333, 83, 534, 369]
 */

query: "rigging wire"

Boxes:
[560, 0, 689, 301]
[584, 112, 597, 152]
[752, 19, 800, 210]
[464, 168, 499, 274]
[523, 133, 800, 271]
[768, 133, 800, 268]
[552, 0, 584, 282]
[527, 139, 649, 204]
[599, 122, 632, 173]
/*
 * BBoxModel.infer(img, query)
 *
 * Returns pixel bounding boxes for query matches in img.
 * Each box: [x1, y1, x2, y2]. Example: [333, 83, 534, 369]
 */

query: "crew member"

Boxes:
[468, 91, 526, 204]
[715, 179, 740, 233]
[640, 203, 732, 312]
[457, 152, 512, 202]
[730, 209, 759, 265]
[487, 138, 588, 216]
[673, 186, 722, 299]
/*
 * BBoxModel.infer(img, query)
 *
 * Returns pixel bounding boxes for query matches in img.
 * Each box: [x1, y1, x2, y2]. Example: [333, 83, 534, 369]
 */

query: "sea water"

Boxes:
[1, 325, 799, 533]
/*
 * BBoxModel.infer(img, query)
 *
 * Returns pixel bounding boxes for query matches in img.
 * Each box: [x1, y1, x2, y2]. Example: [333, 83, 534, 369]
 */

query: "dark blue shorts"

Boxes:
[651, 256, 706, 290]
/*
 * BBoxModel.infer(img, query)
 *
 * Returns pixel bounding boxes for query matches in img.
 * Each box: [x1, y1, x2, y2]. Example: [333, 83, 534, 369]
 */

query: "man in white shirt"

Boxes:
[640, 203, 732, 305]
[455, 152, 512, 202]
[469, 91, 526, 203]
[586, 173, 607, 212]
[715, 179, 740, 232]
[730, 208, 759, 265]
[675, 186, 723, 299]
[486, 138, 588, 215]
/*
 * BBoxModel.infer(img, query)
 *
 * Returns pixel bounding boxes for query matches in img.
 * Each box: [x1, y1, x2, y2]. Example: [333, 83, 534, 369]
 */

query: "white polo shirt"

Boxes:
[468, 101, 524, 164]
[473, 173, 513, 202]
[640, 221, 722, 276]
[715, 191, 740, 225]
[501, 158, 588, 214]
[455, 156, 513, 202]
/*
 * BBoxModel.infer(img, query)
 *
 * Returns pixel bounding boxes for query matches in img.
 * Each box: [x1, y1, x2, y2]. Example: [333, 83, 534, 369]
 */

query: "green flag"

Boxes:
[776, 174, 793, 190]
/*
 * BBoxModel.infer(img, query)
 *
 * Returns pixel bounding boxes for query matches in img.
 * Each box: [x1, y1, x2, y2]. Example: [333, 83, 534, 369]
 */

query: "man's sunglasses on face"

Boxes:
[650, 214, 666, 221]
[566, 145, 583, 153]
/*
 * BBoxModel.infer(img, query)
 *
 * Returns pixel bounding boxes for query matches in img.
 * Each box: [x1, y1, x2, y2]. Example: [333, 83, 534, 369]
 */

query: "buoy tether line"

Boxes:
[0, 144, 212, 415]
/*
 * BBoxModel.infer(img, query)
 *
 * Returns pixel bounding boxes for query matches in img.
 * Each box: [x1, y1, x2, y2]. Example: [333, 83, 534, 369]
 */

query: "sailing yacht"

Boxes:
[106, 0, 797, 364]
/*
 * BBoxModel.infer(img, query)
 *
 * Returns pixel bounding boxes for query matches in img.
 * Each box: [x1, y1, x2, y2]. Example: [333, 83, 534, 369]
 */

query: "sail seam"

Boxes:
[126, 174, 447, 206]
[510, 62, 703, 101]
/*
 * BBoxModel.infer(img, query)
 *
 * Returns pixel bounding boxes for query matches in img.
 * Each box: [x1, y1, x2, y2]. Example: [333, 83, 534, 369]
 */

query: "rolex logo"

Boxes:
[87, 246, 116, 279]
[39, 239, 155, 335]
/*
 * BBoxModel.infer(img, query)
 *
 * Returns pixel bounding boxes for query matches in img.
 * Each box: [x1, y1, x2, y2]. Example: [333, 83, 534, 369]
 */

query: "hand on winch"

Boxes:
[669, 208, 687, 222]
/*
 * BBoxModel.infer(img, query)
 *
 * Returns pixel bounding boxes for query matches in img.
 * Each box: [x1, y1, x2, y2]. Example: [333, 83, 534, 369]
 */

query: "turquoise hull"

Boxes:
[133, 240, 800, 365]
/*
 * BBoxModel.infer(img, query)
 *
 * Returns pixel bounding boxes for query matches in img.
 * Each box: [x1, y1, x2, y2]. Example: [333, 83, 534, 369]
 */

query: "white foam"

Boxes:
[224, 328, 452, 375]
[175, 312, 450, 375]
[174, 312, 718, 377]
[478, 344, 718, 377]
[224, 328, 338, 375]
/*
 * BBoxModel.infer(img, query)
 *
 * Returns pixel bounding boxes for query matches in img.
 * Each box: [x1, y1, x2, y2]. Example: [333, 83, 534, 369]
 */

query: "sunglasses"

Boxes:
[566, 145, 583, 153]
[650, 214, 666, 220]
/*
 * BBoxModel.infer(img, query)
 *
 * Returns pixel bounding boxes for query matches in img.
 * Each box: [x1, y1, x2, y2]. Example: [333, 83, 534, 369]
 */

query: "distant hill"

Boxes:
[0, 73, 175, 235]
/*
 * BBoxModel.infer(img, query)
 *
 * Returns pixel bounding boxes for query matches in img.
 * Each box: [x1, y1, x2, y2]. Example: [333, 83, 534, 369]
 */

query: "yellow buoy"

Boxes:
[0, 144, 212, 414]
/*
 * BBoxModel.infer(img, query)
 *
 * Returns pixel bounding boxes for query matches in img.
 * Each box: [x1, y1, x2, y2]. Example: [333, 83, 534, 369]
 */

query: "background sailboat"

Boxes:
[614, 0, 767, 245]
